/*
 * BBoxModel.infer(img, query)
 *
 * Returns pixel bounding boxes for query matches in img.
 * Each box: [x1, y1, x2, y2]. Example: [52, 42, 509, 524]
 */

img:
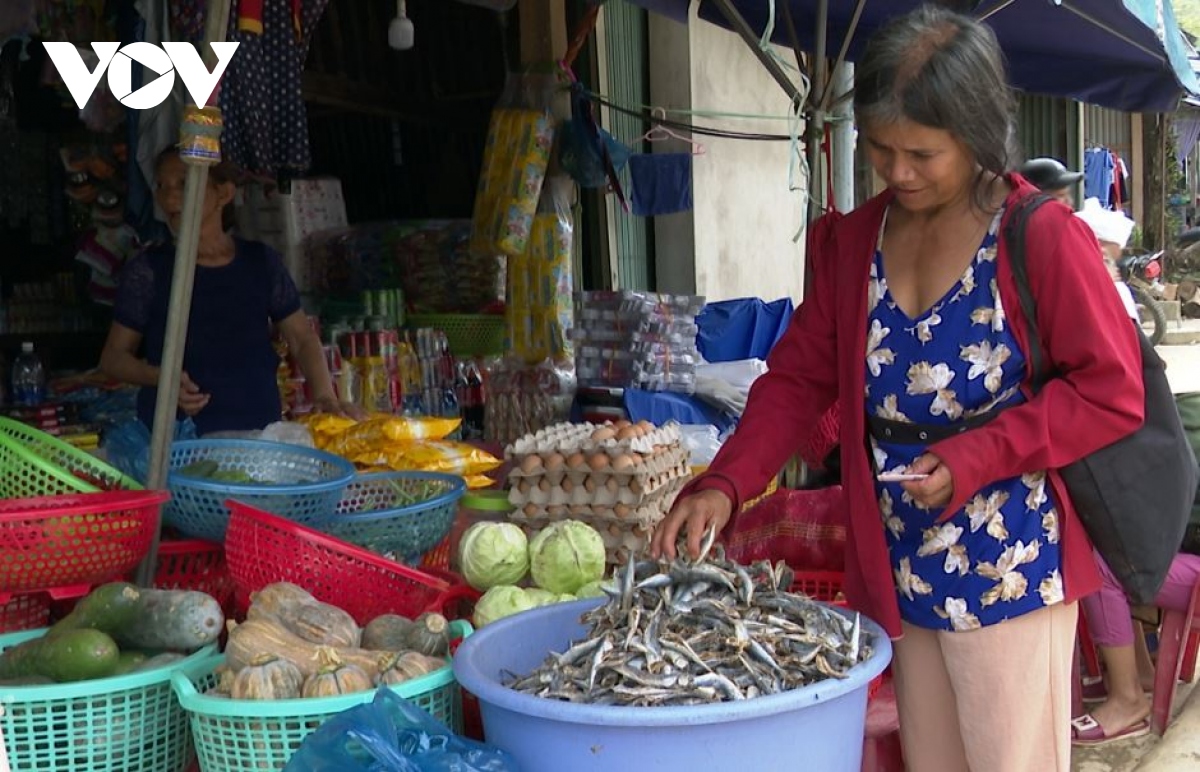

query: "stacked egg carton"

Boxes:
[506, 421, 692, 565]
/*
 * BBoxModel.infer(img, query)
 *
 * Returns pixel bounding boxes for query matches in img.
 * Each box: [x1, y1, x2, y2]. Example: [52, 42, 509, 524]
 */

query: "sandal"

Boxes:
[1070, 714, 1151, 747]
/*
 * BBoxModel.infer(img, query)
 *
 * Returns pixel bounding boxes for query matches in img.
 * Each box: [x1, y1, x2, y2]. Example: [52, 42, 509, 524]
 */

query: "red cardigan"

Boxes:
[692, 177, 1145, 637]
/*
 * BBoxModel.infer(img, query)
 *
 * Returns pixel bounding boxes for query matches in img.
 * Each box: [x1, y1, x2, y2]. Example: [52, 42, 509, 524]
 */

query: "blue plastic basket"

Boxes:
[163, 439, 356, 542]
[325, 472, 466, 564]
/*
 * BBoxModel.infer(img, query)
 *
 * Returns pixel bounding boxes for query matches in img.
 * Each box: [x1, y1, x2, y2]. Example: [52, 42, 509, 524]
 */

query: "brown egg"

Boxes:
[570, 505, 591, 517]
[561, 478, 575, 493]
[584, 477, 597, 493]
[614, 419, 632, 429]
[612, 454, 635, 472]
[616, 426, 639, 442]
[591, 426, 616, 442]
[520, 454, 543, 474]
[566, 452, 587, 470]
[518, 480, 532, 494]
[588, 454, 610, 471]
[614, 503, 632, 519]
[636, 420, 655, 433]
[537, 479, 552, 492]
[605, 478, 619, 492]
[544, 452, 565, 471]
[631, 453, 646, 466]
[523, 503, 539, 517]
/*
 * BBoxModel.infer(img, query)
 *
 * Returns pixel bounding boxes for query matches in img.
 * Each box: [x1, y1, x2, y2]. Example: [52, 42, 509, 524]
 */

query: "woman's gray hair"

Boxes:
[854, 4, 1017, 209]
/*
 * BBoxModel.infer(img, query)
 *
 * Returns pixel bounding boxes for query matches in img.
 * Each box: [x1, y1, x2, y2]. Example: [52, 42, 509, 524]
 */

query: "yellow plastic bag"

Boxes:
[350, 440, 503, 478]
[299, 414, 359, 449]
[325, 416, 462, 457]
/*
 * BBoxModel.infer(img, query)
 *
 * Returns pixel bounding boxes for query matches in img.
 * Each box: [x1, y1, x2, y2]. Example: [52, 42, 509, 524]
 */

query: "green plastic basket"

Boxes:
[0, 416, 141, 498]
[408, 313, 506, 357]
[172, 619, 473, 772]
[0, 629, 216, 771]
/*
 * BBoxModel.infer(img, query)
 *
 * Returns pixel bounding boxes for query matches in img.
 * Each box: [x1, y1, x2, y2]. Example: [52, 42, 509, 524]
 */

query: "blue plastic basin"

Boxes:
[453, 598, 893, 771]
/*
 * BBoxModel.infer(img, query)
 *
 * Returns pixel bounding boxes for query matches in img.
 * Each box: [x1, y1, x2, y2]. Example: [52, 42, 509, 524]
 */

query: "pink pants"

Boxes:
[1080, 550, 1200, 647]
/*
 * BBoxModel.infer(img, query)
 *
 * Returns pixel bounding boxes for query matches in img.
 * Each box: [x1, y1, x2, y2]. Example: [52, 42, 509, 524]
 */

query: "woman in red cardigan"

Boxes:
[652, 6, 1143, 771]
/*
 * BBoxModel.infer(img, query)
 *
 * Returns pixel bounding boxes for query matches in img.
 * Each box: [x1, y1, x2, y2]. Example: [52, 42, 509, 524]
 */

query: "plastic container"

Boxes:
[152, 539, 234, 611]
[0, 416, 141, 497]
[172, 620, 472, 772]
[163, 438, 356, 541]
[453, 598, 892, 772]
[10, 340, 46, 406]
[0, 489, 169, 593]
[326, 471, 466, 564]
[0, 628, 215, 772]
[0, 591, 51, 632]
[224, 499, 479, 624]
[408, 313, 507, 357]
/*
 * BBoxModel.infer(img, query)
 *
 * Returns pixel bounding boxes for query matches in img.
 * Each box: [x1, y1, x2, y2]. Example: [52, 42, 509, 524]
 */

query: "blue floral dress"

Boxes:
[866, 209, 1065, 632]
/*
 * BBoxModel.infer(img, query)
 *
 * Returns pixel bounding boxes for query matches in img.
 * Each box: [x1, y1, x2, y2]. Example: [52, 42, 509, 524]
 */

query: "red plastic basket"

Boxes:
[0, 490, 169, 593]
[224, 499, 479, 625]
[154, 539, 234, 611]
[791, 569, 848, 605]
[0, 591, 52, 633]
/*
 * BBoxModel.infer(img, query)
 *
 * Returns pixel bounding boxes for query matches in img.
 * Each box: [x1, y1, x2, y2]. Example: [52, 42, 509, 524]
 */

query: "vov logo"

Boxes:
[43, 42, 239, 110]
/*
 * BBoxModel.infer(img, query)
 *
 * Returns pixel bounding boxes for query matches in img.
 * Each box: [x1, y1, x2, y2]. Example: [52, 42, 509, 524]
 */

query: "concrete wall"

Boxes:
[648, 7, 807, 303]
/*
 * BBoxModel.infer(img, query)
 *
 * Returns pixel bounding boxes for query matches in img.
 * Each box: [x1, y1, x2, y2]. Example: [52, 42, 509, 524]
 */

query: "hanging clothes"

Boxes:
[218, 0, 329, 178]
[628, 153, 693, 217]
[1110, 152, 1129, 212]
[1084, 147, 1114, 208]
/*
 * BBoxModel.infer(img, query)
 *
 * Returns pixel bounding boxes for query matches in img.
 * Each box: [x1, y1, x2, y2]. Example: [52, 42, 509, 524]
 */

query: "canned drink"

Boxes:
[391, 288, 405, 328]
[324, 344, 343, 373]
[373, 290, 390, 324]
[361, 290, 375, 318]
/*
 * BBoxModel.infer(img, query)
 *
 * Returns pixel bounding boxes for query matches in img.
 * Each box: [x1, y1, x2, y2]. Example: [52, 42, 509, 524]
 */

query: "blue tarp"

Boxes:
[630, 0, 1199, 113]
[696, 297, 794, 363]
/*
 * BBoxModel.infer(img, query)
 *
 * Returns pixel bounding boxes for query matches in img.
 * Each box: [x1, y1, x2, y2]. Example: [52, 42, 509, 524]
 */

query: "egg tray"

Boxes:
[512, 514, 659, 568]
[507, 421, 683, 461]
[509, 477, 688, 527]
[507, 454, 691, 510]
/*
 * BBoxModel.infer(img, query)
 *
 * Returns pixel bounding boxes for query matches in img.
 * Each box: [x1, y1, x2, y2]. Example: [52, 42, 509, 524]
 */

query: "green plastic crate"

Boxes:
[0, 416, 141, 497]
[407, 314, 506, 357]
[172, 619, 473, 771]
[0, 629, 216, 771]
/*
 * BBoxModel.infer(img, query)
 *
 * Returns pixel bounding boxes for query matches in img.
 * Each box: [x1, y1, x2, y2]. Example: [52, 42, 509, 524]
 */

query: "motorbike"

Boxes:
[1116, 251, 1168, 345]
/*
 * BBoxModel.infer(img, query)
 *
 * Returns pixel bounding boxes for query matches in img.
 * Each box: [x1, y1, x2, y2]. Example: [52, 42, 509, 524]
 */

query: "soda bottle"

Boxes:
[11, 341, 45, 406]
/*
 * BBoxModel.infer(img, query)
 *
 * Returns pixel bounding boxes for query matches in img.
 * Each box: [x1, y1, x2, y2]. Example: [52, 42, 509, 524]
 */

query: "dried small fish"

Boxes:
[506, 548, 872, 707]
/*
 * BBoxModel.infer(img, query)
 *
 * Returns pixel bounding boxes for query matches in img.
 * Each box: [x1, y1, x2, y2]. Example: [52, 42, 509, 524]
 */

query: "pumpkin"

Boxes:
[402, 612, 450, 657]
[225, 615, 391, 680]
[213, 663, 237, 696]
[361, 614, 414, 651]
[377, 651, 445, 686]
[248, 582, 361, 648]
[301, 648, 374, 697]
[229, 654, 304, 700]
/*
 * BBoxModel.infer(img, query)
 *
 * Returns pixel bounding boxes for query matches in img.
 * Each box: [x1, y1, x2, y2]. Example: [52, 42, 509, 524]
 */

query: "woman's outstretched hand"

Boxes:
[650, 489, 734, 561]
[313, 394, 368, 420]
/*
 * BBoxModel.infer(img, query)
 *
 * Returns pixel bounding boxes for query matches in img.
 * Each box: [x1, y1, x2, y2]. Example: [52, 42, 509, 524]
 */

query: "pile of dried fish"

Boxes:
[506, 532, 872, 707]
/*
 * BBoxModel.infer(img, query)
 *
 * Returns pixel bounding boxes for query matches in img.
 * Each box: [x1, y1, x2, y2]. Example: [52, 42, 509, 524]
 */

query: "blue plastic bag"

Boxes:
[284, 688, 519, 772]
[103, 418, 197, 485]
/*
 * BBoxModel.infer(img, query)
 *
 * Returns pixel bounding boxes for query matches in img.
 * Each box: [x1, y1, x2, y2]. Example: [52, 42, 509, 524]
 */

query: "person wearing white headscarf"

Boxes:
[1074, 198, 1140, 322]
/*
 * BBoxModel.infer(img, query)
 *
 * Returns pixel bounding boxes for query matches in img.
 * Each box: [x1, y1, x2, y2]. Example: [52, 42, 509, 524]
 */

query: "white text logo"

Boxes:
[43, 42, 239, 110]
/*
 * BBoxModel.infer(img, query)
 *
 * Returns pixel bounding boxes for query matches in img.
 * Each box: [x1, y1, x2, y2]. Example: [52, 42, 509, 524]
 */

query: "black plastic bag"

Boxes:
[284, 688, 520, 772]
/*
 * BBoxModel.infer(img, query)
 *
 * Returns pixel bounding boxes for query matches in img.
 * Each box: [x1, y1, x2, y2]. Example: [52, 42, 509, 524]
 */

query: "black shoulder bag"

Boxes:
[1006, 194, 1198, 604]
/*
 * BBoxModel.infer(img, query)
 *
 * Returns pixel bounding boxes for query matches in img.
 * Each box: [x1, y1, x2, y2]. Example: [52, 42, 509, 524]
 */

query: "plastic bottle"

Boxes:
[11, 341, 46, 406]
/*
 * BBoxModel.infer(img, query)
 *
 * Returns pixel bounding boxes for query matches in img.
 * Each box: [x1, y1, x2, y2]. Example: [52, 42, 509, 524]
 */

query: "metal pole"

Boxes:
[831, 62, 855, 212]
[136, 0, 232, 586]
[708, 0, 801, 104]
[805, 0, 829, 224]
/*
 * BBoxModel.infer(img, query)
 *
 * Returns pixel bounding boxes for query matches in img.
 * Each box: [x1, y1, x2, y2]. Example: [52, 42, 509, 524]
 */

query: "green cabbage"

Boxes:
[528, 520, 606, 595]
[575, 579, 612, 599]
[473, 585, 536, 627]
[458, 522, 529, 591]
[522, 588, 558, 607]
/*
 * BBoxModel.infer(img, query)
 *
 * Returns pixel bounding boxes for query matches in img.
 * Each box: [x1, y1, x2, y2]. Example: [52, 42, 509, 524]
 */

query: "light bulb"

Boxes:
[388, 0, 414, 50]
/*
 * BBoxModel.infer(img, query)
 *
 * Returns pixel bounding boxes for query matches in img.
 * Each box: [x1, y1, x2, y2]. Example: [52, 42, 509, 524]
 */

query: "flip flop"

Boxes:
[1070, 714, 1151, 747]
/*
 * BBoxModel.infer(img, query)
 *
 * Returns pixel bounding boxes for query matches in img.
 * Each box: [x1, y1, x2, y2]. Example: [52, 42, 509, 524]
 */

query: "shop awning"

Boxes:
[630, 0, 1200, 113]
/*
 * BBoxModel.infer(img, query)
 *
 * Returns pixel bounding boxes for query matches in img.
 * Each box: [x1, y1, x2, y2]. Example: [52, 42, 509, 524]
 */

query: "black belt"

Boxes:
[866, 410, 999, 445]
